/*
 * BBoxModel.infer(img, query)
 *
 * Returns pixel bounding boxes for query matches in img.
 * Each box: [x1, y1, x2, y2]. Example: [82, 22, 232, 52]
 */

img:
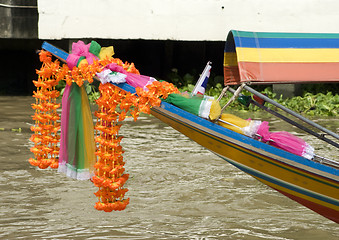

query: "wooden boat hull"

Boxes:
[151, 103, 339, 223]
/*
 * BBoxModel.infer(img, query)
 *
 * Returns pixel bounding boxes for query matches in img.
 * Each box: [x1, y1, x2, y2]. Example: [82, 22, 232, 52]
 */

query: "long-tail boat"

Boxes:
[41, 30, 339, 223]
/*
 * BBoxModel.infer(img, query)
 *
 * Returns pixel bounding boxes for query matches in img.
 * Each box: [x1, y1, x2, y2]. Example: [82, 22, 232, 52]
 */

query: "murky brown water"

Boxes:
[0, 96, 338, 239]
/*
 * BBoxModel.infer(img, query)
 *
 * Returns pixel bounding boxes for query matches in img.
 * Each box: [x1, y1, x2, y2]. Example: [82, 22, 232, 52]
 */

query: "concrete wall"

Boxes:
[0, 1, 39, 95]
[0, 0, 38, 39]
[2, 0, 338, 95]
[38, 0, 339, 40]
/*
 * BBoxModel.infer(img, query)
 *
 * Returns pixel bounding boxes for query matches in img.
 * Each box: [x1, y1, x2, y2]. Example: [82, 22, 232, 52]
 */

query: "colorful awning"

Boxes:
[224, 30, 339, 85]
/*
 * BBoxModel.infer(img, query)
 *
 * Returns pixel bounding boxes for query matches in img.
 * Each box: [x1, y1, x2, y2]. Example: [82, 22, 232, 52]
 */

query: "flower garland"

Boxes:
[29, 50, 105, 170]
[92, 81, 179, 212]
[29, 51, 62, 169]
[92, 84, 130, 211]
[30, 47, 179, 212]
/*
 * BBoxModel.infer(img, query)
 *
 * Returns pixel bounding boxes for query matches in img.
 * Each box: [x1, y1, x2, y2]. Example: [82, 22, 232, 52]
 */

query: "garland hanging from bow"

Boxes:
[30, 43, 179, 211]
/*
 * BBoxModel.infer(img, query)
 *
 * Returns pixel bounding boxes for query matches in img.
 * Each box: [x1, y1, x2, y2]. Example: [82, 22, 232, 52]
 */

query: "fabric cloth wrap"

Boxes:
[58, 83, 96, 180]
[105, 63, 156, 90]
[164, 94, 219, 119]
[96, 69, 127, 84]
[219, 114, 314, 159]
[66, 40, 100, 69]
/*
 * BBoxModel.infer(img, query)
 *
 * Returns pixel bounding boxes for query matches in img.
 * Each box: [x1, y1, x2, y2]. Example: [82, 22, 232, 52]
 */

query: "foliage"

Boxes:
[56, 69, 338, 117]
[56, 80, 100, 103]
[178, 83, 338, 117]
[211, 85, 339, 116]
[255, 87, 338, 116]
[278, 92, 338, 116]
[301, 83, 339, 95]
[165, 69, 338, 116]
[85, 82, 100, 103]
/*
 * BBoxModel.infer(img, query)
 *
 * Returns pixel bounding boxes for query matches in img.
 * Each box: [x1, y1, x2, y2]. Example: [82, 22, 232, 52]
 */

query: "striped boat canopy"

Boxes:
[224, 30, 339, 85]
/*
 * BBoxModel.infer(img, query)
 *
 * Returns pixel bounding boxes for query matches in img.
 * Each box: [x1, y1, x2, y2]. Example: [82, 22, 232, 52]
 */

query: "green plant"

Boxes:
[85, 82, 100, 102]
[178, 83, 338, 116]
[56, 81, 100, 102]
[279, 92, 338, 116]
[56, 70, 338, 117]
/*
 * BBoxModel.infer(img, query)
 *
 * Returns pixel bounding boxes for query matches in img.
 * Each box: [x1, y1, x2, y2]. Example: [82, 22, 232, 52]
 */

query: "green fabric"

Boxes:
[89, 40, 101, 57]
[76, 92, 85, 170]
[67, 83, 83, 170]
[76, 56, 86, 67]
[164, 94, 203, 116]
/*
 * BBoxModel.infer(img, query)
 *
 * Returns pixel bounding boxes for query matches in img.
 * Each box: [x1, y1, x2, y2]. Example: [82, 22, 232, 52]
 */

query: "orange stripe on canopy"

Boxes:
[225, 62, 339, 85]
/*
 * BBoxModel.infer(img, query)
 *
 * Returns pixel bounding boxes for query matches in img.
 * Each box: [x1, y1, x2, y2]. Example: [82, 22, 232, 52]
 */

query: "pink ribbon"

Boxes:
[66, 40, 99, 68]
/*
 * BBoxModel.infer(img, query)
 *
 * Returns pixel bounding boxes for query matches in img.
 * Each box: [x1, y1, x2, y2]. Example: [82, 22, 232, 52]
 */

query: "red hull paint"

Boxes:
[275, 188, 339, 224]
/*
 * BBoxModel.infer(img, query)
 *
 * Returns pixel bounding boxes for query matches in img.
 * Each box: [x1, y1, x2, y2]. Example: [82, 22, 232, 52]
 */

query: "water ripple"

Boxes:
[0, 97, 337, 239]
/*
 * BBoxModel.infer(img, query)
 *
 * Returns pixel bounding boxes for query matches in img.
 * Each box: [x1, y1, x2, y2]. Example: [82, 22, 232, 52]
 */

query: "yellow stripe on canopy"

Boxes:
[235, 47, 339, 63]
[224, 52, 238, 66]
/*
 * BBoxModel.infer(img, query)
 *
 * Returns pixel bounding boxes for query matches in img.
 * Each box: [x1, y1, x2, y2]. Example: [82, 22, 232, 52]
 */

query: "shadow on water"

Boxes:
[0, 96, 338, 239]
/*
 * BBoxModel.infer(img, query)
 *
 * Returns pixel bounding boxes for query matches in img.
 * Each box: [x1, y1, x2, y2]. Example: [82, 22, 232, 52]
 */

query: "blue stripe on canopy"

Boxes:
[234, 37, 339, 49]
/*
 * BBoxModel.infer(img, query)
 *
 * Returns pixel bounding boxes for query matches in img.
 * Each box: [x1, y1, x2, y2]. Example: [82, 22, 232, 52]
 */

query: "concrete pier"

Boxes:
[273, 84, 302, 99]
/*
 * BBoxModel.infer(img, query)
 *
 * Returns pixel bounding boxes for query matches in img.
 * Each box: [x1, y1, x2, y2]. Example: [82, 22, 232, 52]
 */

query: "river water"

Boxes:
[0, 96, 338, 239]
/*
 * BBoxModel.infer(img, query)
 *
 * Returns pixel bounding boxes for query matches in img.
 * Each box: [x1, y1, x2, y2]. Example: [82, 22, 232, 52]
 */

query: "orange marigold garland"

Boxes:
[93, 81, 179, 212]
[93, 83, 130, 211]
[29, 50, 103, 169]
[30, 46, 180, 212]
[29, 50, 61, 169]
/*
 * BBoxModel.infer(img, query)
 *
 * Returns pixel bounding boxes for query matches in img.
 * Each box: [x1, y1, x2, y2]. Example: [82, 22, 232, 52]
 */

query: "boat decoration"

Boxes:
[29, 51, 62, 169]
[30, 41, 178, 211]
[30, 31, 339, 223]
[191, 61, 211, 96]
